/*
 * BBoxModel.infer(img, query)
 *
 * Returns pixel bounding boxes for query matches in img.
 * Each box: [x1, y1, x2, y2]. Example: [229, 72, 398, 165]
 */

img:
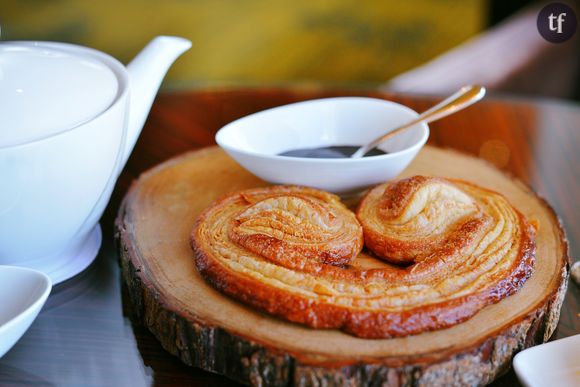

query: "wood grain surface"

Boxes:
[117, 145, 568, 386]
[0, 88, 577, 387]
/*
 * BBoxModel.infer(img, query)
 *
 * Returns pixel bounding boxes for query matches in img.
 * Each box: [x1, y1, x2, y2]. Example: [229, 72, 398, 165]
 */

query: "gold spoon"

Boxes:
[351, 85, 486, 158]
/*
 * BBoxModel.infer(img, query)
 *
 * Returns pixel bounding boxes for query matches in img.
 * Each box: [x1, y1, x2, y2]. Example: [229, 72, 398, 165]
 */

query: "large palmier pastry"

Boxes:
[191, 178, 535, 338]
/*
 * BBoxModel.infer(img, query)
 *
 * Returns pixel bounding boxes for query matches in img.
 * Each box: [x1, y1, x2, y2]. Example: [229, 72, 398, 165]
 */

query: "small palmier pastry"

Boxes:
[192, 179, 535, 338]
[358, 175, 497, 265]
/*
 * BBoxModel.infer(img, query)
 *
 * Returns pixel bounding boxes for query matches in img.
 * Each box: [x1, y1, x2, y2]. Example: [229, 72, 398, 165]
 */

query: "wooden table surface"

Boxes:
[0, 88, 578, 386]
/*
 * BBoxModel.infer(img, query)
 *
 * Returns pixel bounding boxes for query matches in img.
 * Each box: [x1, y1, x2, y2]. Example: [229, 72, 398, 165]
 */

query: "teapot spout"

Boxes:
[123, 36, 191, 167]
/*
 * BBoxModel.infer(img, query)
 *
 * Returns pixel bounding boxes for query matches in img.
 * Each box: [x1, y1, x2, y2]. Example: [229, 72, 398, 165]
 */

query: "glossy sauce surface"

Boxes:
[279, 145, 387, 158]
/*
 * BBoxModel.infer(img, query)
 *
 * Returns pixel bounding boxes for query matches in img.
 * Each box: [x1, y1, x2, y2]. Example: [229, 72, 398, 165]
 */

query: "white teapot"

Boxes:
[0, 36, 191, 283]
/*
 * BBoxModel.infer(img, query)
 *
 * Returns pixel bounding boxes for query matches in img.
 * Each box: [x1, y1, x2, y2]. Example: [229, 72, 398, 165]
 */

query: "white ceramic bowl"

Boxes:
[513, 334, 580, 387]
[0, 266, 52, 358]
[216, 97, 429, 194]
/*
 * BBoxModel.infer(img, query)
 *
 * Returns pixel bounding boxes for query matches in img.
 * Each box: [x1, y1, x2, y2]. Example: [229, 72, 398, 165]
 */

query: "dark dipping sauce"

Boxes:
[278, 145, 387, 159]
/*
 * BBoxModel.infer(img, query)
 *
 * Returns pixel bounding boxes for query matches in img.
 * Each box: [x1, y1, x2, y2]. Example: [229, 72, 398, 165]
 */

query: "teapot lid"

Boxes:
[0, 42, 119, 147]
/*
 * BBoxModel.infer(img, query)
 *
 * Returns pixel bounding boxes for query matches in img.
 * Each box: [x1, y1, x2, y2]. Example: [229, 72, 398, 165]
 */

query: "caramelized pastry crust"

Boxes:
[192, 178, 535, 338]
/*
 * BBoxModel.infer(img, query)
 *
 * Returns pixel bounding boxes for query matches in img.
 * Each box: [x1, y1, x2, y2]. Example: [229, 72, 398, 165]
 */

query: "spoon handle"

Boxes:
[351, 85, 486, 158]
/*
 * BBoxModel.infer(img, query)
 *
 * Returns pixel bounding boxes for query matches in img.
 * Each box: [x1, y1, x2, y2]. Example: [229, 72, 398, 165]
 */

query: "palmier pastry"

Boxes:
[192, 179, 535, 339]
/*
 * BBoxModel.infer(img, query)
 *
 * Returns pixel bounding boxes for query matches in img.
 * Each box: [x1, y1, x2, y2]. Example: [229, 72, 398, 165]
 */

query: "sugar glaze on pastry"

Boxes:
[191, 178, 535, 338]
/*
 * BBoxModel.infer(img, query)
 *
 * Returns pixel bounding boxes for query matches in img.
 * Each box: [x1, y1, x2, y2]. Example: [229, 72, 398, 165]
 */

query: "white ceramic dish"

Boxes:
[0, 266, 52, 358]
[513, 334, 580, 387]
[215, 97, 429, 194]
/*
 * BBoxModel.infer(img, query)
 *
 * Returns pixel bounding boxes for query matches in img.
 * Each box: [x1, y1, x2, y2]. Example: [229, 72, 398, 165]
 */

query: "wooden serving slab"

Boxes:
[116, 145, 569, 387]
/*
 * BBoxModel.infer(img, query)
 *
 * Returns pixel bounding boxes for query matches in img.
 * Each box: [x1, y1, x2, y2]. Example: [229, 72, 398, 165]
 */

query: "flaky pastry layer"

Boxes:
[191, 178, 535, 338]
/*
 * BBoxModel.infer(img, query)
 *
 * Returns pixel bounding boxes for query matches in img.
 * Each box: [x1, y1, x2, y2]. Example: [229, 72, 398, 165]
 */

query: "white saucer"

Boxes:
[0, 266, 52, 358]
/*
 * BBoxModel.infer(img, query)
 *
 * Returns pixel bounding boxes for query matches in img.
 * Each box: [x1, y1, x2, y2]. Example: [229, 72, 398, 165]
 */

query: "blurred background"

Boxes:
[3, 0, 579, 99]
